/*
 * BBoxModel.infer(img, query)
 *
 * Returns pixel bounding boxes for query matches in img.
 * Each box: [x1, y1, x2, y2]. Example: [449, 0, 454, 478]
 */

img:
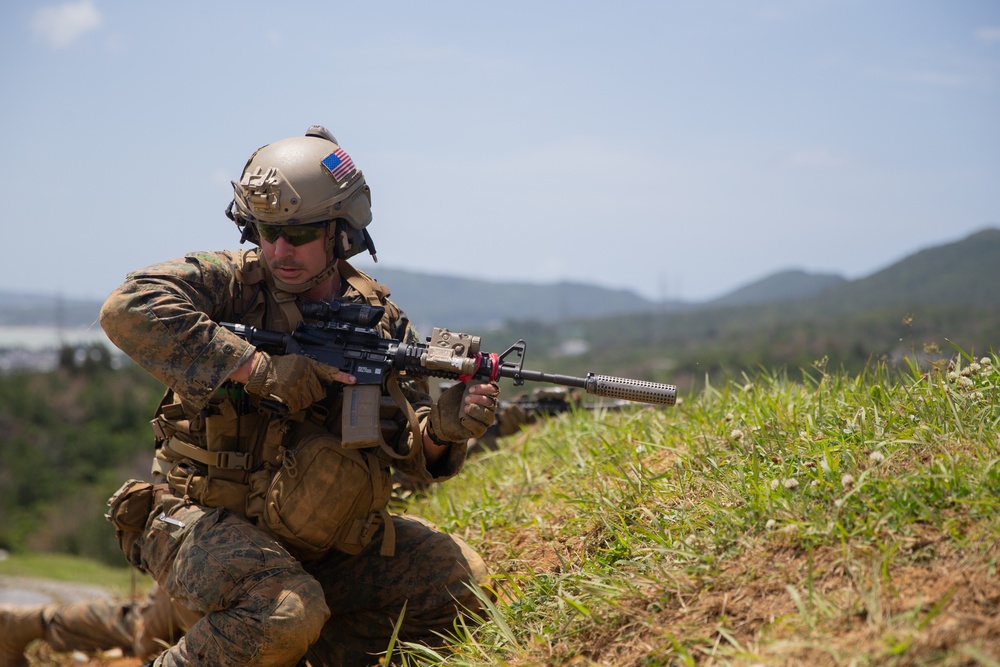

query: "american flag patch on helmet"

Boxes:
[321, 148, 356, 182]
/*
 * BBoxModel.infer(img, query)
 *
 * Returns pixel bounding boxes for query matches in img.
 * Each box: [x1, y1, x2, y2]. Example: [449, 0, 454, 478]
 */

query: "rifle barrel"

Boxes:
[498, 366, 676, 406]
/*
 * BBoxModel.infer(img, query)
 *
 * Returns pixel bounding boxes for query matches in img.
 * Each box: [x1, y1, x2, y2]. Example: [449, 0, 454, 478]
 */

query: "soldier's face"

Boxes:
[260, 227, 329, 285]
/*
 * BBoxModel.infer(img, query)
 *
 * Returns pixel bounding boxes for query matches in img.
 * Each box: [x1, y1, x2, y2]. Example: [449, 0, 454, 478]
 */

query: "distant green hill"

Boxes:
[817, 227, 1000, 313]
[707, 269, 846, 307]
[475, 227, 1000, 391]
[1, 227, 996, 334]
[358, 267, 665, 331]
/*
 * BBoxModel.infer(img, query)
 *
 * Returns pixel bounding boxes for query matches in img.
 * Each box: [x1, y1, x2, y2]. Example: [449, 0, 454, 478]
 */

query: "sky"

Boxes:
[1, 1, 998, 304]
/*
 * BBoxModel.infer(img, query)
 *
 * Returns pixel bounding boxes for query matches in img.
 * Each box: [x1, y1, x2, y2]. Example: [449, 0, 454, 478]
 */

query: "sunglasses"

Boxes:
[254, 221, 328, 246]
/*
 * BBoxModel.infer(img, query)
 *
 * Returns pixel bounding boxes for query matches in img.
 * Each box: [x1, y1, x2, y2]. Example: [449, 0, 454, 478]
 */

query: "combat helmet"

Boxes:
[226, 125, 377, 293]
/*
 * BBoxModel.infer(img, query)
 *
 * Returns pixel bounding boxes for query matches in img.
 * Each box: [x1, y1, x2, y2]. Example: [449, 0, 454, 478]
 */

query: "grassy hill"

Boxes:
[398, 351, 1000, 666]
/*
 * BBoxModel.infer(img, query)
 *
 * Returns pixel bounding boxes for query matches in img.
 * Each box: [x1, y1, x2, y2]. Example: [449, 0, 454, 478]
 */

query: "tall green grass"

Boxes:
[400, 352, 1000, 666]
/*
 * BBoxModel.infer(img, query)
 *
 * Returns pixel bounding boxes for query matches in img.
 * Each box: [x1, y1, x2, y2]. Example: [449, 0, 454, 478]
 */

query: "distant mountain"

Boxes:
[358, 267, 665, 331]
[707, 269, 846, 307]
[1, 227, 996, 335]
[0, 271, 666, 332]
[817, 228, 1000, 313]
[0, 292, 104, 328]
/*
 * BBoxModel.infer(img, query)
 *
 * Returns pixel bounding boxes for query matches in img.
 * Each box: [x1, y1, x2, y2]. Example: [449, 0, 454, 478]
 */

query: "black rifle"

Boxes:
[221, 301, 676, 446]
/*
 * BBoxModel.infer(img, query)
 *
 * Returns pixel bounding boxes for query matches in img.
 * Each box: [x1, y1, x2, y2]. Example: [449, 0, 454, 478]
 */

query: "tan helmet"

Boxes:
[227, 125, 377, 266]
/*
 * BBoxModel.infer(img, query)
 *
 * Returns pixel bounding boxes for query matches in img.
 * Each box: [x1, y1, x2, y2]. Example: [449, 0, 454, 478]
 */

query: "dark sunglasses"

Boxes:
[254, 221, 328, 246]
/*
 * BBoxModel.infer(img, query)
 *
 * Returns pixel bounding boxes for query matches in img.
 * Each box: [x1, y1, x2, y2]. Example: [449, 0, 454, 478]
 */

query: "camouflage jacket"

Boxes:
[100, 249, 465, 484]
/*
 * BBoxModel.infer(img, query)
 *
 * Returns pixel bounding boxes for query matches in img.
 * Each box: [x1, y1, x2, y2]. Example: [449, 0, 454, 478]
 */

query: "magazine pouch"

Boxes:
[259, 421, 395, 560]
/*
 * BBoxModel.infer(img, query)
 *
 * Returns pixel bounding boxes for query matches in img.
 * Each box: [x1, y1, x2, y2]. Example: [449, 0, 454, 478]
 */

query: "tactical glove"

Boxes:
[244, 351, 335, 413]
[496, 401, 528, 437]
[428, 381, 500, 444]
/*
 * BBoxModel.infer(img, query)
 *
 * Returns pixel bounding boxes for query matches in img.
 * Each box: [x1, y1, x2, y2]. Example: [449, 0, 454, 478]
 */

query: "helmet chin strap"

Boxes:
[267, 261, 338, 295]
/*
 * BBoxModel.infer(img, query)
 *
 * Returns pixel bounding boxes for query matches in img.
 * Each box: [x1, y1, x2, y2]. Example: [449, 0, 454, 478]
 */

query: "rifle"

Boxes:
[221, 301, 676, 447]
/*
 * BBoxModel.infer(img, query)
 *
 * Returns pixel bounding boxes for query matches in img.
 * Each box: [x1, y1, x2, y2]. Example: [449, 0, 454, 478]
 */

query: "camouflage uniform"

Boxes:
[29, 583, 191, 660]
[99, 249, 489, 667]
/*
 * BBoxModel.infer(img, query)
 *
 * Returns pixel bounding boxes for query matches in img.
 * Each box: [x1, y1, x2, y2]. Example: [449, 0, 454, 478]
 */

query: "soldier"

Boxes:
[1, 125, 500, 667]
[0, 583, 192, 666]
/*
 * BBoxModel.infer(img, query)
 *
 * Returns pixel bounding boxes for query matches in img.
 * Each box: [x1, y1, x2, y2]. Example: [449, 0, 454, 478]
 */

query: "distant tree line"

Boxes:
[0, 343, 164, 565]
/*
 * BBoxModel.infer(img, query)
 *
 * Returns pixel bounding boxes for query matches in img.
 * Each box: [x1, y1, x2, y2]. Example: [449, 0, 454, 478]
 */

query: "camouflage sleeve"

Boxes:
[381, 299, 468, 482]
[99, 251, 256, 408]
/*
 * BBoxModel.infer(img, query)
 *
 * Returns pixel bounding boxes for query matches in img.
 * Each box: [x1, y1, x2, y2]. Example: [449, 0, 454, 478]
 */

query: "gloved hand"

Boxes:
[496, 401, 528, 437]
[244, 351, 337, 413]
[429, 381, 500, 443]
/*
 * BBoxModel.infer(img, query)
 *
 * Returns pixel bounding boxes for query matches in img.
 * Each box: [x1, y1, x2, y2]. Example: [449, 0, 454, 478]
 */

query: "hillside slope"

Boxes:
[817, 227, 1000, 313]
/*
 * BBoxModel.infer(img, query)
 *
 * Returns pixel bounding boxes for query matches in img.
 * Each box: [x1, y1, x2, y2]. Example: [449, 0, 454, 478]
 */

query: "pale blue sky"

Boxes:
[1, 1, 997, 302]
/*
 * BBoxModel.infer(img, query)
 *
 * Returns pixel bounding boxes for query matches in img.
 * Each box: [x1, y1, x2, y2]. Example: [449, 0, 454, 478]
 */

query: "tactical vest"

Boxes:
[149, 253, 410, 559]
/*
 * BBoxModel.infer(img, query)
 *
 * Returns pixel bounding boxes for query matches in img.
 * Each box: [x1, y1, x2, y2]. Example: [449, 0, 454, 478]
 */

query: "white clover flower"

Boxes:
[980, 357, 992, 365]
[958, 377, 975, 390]
[960, 366, 973, 377]
[635, 444, 647, 454]
[968, 362, 982, 374]
[869, 451, 885, 464]
[730, 429, 744, 441]
[765, 519, 777, 530]
[841, 473, 855, 488]
[724, 413, 735, 422]
[811, 479, 821, 488]
[770, 479, 780, 490]
[743, 383, 754, 392]
[784, 478, 799, 490]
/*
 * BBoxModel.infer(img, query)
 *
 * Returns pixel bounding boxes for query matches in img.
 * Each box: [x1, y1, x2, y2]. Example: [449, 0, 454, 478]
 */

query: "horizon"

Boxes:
[1, 224, 994, 306]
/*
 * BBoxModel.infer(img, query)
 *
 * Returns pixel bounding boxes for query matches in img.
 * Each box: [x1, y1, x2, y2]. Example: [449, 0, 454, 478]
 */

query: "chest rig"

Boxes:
[150, 254, 407, 558]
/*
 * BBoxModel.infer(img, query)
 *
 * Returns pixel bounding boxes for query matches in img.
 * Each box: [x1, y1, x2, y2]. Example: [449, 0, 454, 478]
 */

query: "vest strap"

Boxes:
[163, 437, 254, 471]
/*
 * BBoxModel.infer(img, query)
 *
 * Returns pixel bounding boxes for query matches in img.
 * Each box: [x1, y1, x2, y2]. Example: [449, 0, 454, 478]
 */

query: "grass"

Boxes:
[0, 551, 151, 598]
[10, 350, 999, 666]
[397, 351, 1000, 666]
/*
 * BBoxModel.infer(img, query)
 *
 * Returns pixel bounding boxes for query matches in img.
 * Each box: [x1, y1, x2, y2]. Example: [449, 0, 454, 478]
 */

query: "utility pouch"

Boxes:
[259, 420, 395, 560]
[165, 460, 250, 517]
[106, 479, 164, 570]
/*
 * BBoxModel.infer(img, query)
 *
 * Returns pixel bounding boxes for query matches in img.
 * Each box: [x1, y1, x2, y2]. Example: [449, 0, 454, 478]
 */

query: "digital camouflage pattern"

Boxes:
[97, 248, 487, 666]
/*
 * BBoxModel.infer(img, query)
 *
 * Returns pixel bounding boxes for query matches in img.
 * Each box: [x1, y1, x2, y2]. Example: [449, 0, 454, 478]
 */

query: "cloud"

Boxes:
[976, 26, 1000, 43]
[31, 0, 102, 49]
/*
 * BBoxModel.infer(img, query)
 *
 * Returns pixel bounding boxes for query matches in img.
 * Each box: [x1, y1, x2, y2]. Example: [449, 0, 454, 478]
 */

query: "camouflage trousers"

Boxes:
[42, 582, 193, 660]
[133, 493, 489, 667]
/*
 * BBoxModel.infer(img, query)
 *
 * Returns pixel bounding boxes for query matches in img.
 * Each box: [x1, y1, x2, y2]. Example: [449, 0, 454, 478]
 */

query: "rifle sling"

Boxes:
[378, 374, 422, 461]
